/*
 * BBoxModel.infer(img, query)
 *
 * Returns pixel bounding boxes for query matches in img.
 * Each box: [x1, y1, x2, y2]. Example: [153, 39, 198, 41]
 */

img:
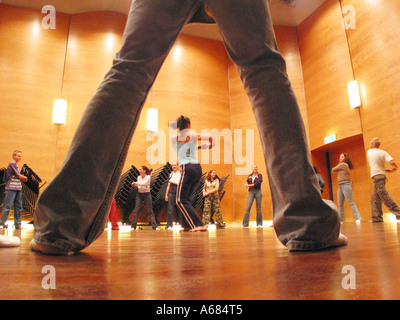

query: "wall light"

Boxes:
[347, 80, 361, 109]
[52, 99, 67, 124]
[146, 108, 158, 132]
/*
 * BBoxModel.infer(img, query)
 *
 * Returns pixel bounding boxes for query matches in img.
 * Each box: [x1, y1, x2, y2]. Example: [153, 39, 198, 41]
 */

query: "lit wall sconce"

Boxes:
[347, 80, 361, 109]
[52, 99, 67, 124]
[146, 108, 158, 132]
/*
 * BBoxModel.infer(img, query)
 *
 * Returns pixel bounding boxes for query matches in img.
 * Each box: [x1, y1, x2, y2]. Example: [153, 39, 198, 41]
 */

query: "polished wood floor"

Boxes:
[1, 220, 400, 300]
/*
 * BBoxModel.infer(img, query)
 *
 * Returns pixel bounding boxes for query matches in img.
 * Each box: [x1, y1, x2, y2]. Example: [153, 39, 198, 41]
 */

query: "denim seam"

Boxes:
[286, 233, 339, 252]
[34, 234, 80, 252]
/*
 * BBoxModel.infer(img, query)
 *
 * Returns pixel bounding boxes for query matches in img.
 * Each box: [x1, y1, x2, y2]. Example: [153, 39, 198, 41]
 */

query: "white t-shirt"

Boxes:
[169, 170, 181, 185]
[136, 175, 151, 193]
[367, 148, 393, 178]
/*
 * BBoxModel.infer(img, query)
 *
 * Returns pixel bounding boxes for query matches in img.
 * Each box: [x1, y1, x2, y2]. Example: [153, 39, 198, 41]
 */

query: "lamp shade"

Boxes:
[347, 80, 361, 109]
[146, 108, 158, 132]
[52, 99, 67, 124]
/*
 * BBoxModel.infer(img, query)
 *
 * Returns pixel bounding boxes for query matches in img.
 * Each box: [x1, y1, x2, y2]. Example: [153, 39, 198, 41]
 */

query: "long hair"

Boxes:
[141, 165, 153, 175]
[206, 170, 219, 182]
[341, 153, 353, 169]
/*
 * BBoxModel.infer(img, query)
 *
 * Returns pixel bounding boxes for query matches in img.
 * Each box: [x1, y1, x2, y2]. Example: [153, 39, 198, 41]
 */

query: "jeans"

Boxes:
[371, 174, 400, 222]
[0, 190, 22, 228]
[33, 0, 341, 252]
[337, 182, 361, 222]
[242, 190, 263, 227]
[130, 192, 158, 229]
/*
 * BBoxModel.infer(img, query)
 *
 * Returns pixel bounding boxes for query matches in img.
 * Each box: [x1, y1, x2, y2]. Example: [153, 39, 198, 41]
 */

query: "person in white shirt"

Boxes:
[367, 138, 400, 222]
[165, 162, 182, 229]
[130, 166, 159, 230]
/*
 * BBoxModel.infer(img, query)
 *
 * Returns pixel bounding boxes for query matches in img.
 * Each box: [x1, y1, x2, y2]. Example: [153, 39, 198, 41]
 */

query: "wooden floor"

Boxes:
[1, 220, 400, 300]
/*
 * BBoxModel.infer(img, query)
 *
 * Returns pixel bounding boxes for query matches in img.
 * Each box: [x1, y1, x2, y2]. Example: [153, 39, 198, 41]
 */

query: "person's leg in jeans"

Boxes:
[13, 190, 23, 229]
[206, 0, 346, 251]
[255, 190, 263, 226]
[0, 190, 16, 227]
[30, 0, 202, 254]
[338, 185, 346, 222]
[341, 183, 361, 220]
[242, 192, 255, 227]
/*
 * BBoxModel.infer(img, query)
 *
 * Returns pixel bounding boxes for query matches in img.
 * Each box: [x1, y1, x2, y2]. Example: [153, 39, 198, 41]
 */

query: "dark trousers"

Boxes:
[130, 192, 157, 229]
[176, 163, 203, 229]
[167, 192, 181, 227]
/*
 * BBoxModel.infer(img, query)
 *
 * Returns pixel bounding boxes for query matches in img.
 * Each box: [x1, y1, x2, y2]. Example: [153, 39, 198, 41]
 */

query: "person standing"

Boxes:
[331, 153, 362, 222]
[367, 138, 400, 222]
[242, 165, 263, 228]
[202, 170, 225, 228]
[165, 162, 182, 229]
[172, 115, 214, 232]
[130, 166, 159, 230]
[31, 1, 346, 254]
[0, 150, 27, 229]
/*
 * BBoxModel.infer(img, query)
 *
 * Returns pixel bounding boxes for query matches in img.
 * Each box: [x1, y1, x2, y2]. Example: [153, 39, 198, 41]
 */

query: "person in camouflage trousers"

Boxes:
[202, 170, 225, 228]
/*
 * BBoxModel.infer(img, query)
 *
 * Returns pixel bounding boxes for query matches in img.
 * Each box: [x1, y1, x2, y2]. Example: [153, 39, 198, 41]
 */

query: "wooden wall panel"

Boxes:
[0, 4, 69, 184]
[298, 0, 362, 150]
[59, 11, 126, 176]
[229, 25, 308, 222]
[0, 5, 234, 222]
[342, 0, 400, 200]
[134, 34, 234, 222]
[229, 60, 271, 222]
[274, 26, 310, 147]
[61, 18, 233, 221]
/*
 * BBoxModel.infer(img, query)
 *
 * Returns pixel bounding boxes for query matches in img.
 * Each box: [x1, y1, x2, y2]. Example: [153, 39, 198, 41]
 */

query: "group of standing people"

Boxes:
[123, 116, 267, 231]
[2, 137, 399, 246]
[317, 137, 400, 223]
[128, 116, 225, 232]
